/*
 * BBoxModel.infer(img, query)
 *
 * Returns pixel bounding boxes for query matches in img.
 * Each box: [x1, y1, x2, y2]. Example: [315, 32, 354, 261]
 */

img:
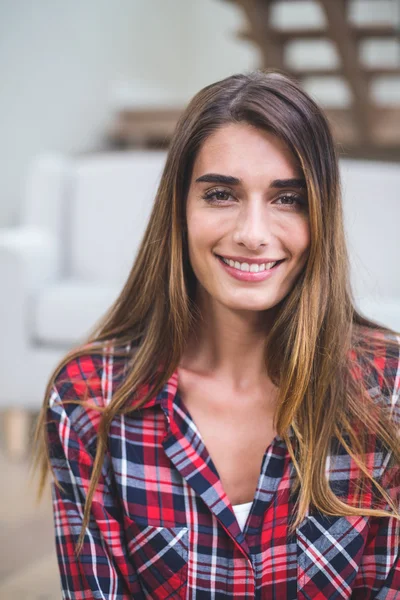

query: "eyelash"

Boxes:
[202, 188, 306, 208]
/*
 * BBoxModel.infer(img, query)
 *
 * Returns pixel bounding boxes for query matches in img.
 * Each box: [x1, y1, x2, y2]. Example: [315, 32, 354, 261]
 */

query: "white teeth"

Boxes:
[220, 256, 279, 271]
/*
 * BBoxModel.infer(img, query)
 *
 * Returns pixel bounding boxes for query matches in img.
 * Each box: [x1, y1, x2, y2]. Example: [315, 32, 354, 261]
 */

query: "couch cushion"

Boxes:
[69, 151, 167, 285]
[32, 283, 400, 349]
[31, 280, 120, 346]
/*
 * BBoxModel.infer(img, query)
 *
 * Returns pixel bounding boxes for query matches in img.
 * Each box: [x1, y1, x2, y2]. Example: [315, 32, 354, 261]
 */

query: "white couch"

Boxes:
[0, 152, 399, 414]
[0, 151, 167, 411]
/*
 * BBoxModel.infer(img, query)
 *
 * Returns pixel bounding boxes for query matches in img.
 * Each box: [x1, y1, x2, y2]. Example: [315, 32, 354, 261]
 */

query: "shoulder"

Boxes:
[351, 327, 400, 423]
[347, 328, 400, 503]
[47, 340, 133, 443]
[51, 341, 132, 404]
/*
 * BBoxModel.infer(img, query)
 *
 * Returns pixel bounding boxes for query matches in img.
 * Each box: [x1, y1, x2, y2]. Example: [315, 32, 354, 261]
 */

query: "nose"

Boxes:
[232, 200, 272, 250]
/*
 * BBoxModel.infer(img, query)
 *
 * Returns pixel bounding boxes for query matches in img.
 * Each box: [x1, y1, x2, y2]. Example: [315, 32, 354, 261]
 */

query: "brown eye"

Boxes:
[274, 194, 306, 208]
[277, 195, 297, 204]
[202, 188, 234, 204]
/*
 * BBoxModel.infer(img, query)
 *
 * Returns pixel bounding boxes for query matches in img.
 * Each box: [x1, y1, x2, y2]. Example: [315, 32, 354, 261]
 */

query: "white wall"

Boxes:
[0, 0, 189, 225]
[340, 159, 400, 300]
[184, 0, 259, 98]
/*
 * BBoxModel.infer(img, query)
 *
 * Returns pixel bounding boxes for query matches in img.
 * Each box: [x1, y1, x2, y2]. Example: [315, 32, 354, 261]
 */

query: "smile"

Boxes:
[220, 257, 279, 272]
[215, 254, 284, 282]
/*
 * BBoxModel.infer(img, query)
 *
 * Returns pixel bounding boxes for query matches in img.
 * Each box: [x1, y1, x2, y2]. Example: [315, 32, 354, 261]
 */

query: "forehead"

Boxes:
[192, 123, 301, 179]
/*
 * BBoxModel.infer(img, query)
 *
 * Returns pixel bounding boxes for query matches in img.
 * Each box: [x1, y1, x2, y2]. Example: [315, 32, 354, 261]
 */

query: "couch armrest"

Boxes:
[0, 225, 60, 289]
[0, 225, 61, 355]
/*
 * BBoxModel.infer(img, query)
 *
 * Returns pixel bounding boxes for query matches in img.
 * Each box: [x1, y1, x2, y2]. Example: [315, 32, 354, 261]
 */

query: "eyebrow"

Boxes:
[195, 173, 306, 189]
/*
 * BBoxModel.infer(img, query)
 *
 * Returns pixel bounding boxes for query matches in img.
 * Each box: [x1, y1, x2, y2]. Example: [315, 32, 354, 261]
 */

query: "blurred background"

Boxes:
[0, 0, 399, 597]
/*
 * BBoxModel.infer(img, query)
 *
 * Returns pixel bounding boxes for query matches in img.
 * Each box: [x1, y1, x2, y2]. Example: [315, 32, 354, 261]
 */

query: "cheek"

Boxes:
[187, 211, 227, 253]
[186, 215, 210, 272]
[285, 218, 310, 257]
[187, 219, 207, 260]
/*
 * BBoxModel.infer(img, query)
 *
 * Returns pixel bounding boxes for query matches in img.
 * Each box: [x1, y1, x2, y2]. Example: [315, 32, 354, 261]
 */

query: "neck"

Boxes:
[181, 288, 276, 391]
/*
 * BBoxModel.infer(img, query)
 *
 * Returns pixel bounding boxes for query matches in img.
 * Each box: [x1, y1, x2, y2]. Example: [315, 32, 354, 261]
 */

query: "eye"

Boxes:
[274, 193, 306, 208]
[202, 188, 235, 204]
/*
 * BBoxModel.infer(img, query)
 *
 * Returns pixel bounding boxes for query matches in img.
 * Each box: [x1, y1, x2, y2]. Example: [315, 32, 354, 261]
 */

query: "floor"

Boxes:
[0, 412, 62, 600]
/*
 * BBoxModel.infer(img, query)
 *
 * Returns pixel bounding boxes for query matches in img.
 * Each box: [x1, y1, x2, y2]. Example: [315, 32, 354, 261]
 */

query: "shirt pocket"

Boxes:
[296, 513, 369, 599]
[124, 517, 189, 599]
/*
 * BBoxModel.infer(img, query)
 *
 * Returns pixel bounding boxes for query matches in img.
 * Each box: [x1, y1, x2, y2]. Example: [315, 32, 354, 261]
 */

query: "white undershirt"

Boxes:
[232, 501, 253, 531]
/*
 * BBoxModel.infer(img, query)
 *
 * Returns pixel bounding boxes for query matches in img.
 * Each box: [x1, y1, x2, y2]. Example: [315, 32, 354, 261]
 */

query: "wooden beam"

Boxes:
[289, 67, 400, 78]
[108, 106, 400, 156]
[337, 145, 400, 162]
[373, 107, 400, 146]
[237, 23, 399, 43]
[234, 0, 285, 70]
[319, 0, 373, 144]
[326, 107, 400, 148]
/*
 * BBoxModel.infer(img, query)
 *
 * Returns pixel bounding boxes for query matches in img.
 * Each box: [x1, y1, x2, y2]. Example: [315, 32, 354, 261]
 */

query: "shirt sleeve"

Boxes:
[372, 344, 400, 599]
[353, 335, 400, 599]
[46, 384, 144, 600]
[368, 491, 400, 599]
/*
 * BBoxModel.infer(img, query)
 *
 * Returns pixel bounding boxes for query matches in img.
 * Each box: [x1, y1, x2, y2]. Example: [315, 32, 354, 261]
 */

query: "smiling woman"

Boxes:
[186, 124, 310, 312]
[32, 71, 400, 599]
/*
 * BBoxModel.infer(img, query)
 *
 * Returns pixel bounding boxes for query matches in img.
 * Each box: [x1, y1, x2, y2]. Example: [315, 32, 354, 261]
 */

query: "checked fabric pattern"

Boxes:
[46, 331, 400, 599]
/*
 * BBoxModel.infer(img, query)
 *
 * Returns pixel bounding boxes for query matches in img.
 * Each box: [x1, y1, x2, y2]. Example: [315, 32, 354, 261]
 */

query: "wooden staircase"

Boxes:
[110, 0, 400, 161]
[221, 0, 400, 159]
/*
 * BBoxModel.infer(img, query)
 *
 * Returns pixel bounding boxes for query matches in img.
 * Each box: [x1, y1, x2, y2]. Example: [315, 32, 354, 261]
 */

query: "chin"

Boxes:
[222, 294, 282, 313]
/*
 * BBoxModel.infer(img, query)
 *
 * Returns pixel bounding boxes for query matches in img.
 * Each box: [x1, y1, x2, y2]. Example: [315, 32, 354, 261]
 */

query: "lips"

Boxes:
[216, 254, 285, 271]
[215, 254, 285, 266]
[215, 254, 285, 282]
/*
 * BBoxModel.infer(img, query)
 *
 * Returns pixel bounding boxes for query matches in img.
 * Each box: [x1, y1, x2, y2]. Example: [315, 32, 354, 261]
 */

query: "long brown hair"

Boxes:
[31, 70, 400, 555]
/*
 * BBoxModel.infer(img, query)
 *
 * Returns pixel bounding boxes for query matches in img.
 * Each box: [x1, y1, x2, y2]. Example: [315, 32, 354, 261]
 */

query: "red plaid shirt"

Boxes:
[46, 335, 400, 599]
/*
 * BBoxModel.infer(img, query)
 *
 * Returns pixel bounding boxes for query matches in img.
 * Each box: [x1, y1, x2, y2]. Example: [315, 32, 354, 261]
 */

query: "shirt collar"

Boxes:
[135, 367, 295, 440]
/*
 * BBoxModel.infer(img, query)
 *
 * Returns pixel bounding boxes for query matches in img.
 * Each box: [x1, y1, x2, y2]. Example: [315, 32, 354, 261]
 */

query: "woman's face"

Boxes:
[185, 122, 310, 314]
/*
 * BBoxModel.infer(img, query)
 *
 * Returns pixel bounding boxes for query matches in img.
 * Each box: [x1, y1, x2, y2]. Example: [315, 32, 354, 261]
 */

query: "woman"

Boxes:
[32, 70, 400, 599]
